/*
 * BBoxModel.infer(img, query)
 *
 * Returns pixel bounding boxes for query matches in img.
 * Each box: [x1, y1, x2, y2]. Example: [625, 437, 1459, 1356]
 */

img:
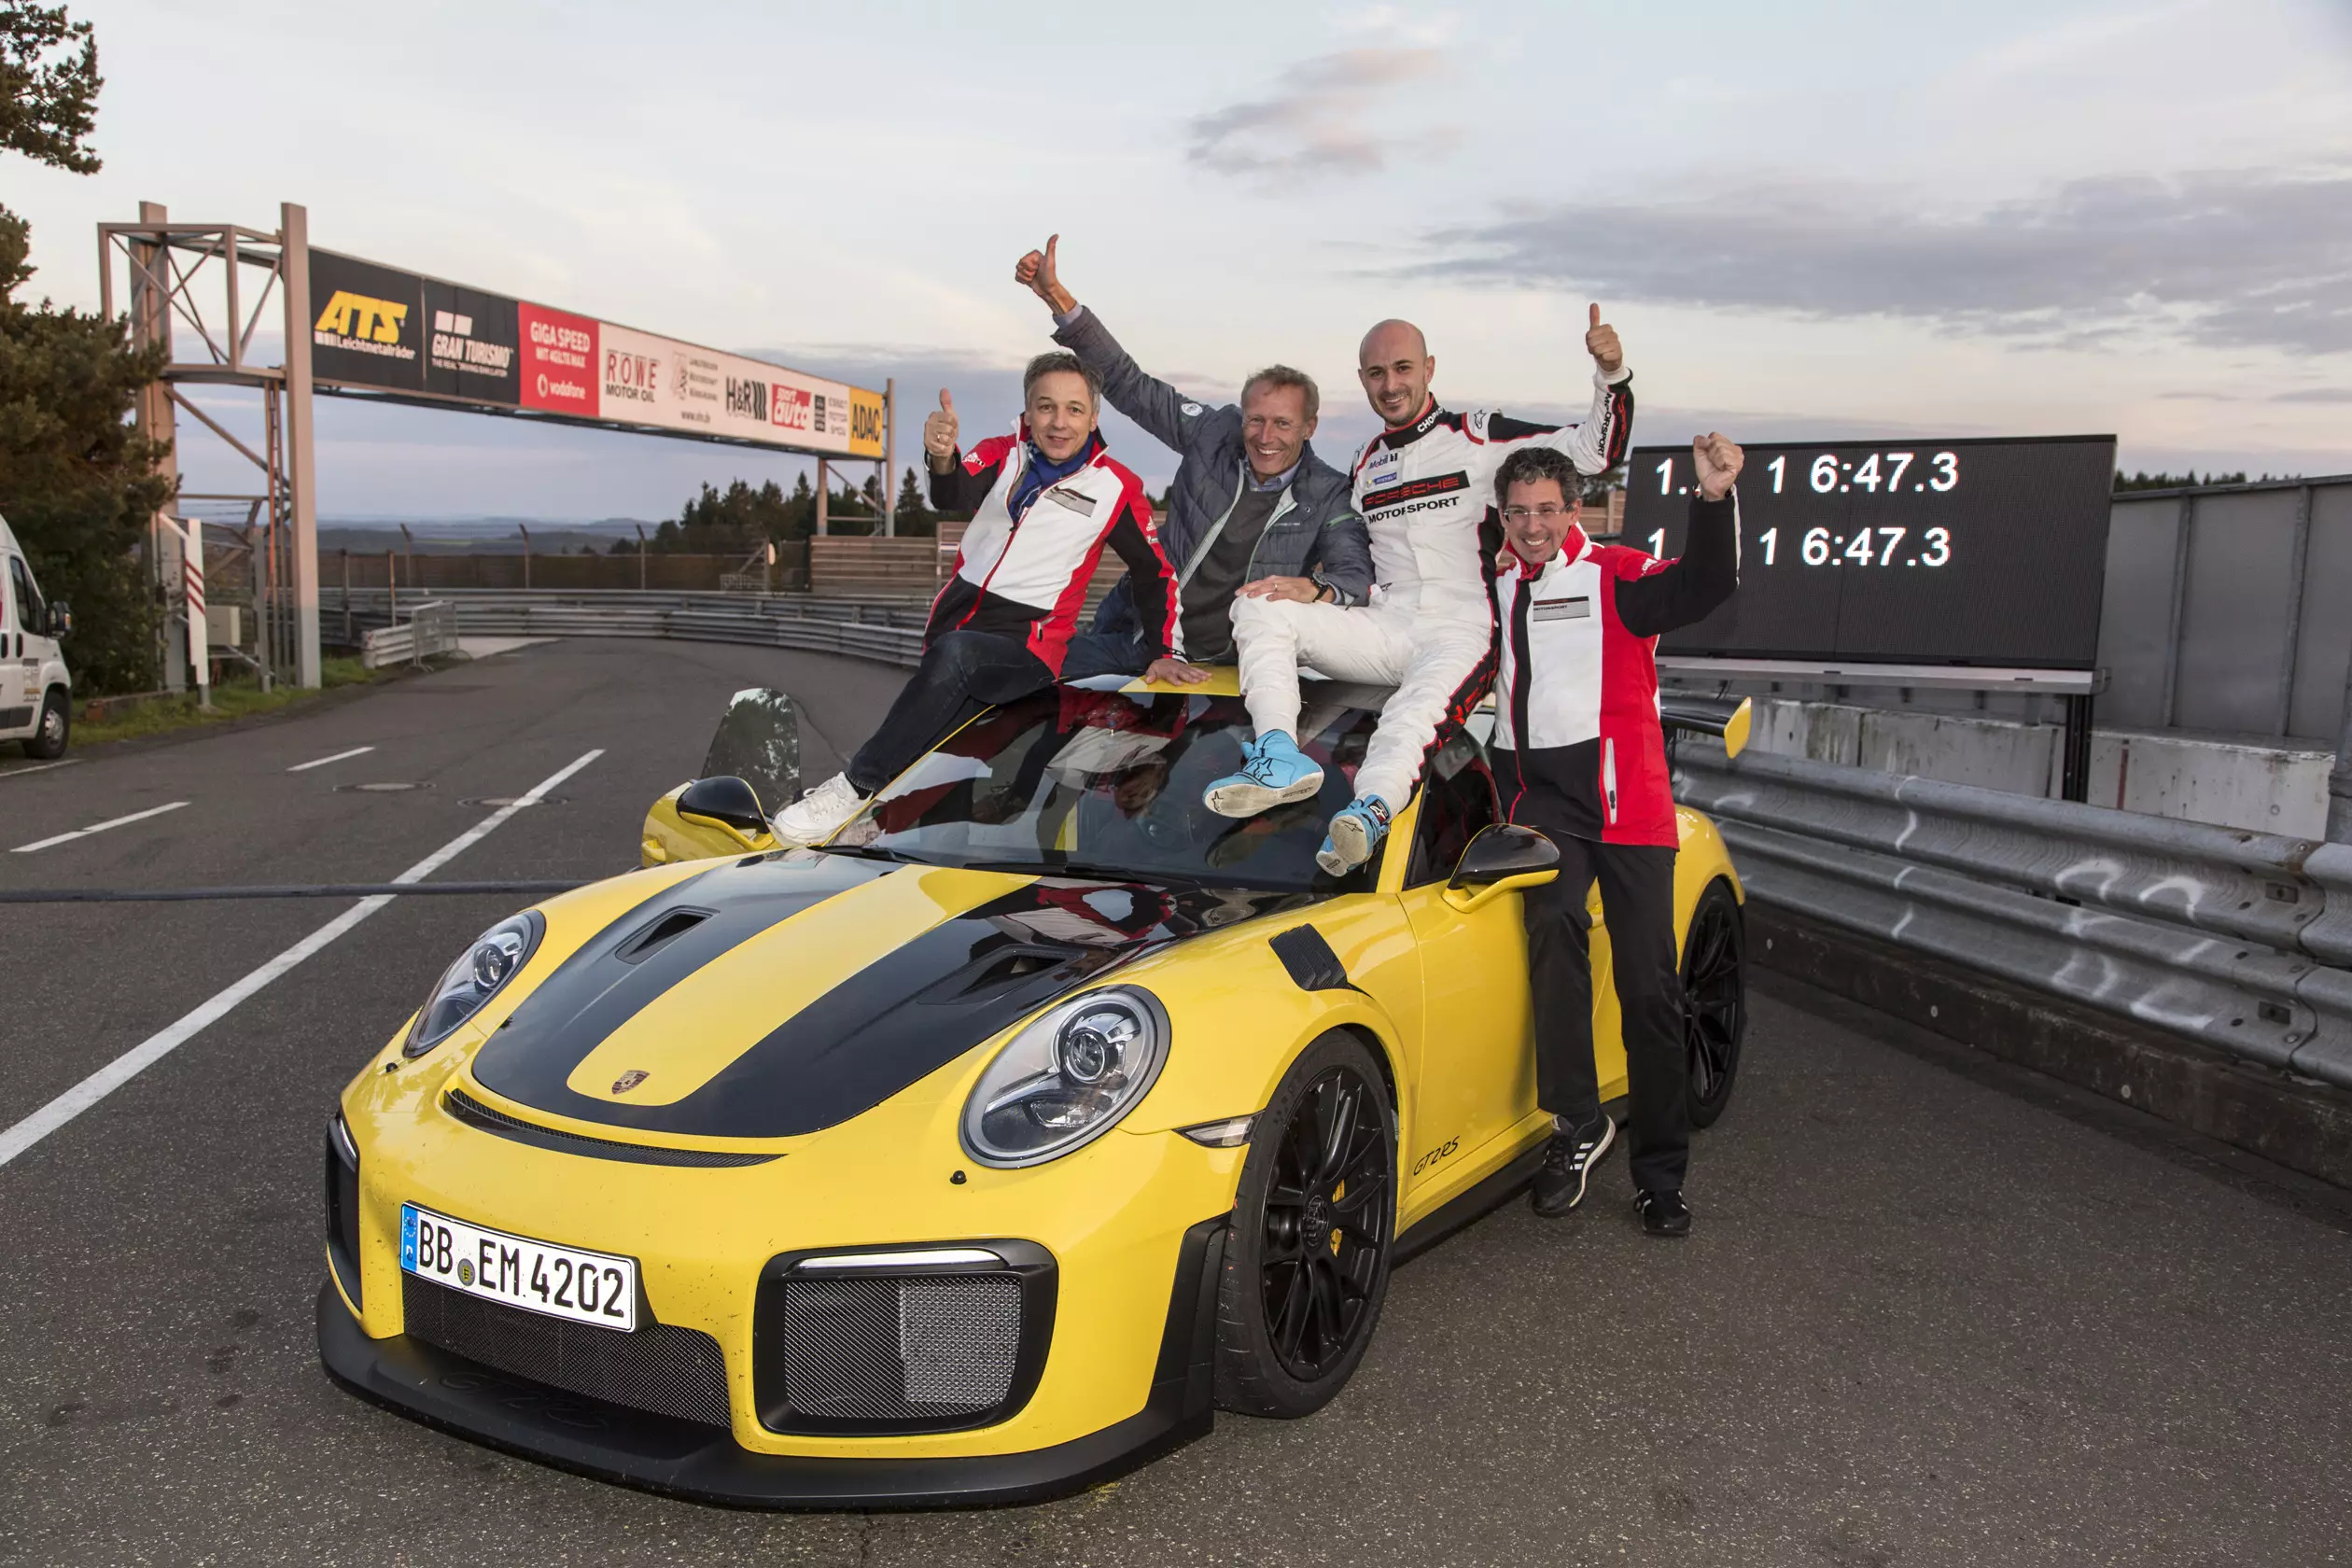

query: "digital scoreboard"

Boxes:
[1624, 435, 2116, 670]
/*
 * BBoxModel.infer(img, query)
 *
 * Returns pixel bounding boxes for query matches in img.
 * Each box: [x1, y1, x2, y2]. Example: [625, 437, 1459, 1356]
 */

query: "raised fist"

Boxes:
[923, 388, 959, 470]
[1692, 432, 1743, 500]
[1585, 302, 1623, 376]
[1014, 234, 1077, 315]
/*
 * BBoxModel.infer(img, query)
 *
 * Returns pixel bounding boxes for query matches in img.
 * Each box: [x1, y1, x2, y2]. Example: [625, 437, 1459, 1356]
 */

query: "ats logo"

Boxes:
[313, 290, 413, 358]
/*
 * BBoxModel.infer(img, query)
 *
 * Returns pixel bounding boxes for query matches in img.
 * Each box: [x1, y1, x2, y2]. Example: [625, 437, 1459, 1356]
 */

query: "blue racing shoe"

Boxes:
[1203, 731, 1325, 819]
[1317, 795, 1391, 876]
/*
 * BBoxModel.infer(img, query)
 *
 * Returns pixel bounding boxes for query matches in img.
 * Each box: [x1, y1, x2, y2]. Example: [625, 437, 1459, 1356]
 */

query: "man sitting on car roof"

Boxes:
[1014, 234, 1374, 679]
[773, 355, 1186, 847]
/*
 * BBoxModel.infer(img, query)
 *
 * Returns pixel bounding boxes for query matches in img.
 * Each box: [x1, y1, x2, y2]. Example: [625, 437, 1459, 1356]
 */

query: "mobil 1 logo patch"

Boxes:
[1364, 448, 1403, 490]
[1533, 595, 1590, 622]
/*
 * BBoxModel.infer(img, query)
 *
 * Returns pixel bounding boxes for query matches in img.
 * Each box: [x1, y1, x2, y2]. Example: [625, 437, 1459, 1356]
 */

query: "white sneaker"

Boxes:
[771, 773, 869, 847]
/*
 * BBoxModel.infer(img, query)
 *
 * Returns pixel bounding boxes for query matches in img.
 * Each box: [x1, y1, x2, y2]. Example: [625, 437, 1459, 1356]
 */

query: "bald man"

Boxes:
[1206, 310, 1635, 875]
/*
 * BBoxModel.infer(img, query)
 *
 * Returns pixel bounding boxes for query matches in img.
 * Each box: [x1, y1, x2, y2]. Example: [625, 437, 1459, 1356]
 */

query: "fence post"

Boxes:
[386, 549, 397, 618]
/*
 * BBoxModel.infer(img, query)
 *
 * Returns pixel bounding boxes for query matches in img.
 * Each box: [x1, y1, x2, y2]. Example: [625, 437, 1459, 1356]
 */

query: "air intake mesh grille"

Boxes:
[778, 1273, 1021, 1421]
[401, 1275, 729, 1427]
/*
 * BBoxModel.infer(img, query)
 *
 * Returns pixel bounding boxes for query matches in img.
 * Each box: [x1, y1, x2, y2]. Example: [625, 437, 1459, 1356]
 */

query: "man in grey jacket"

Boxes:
[1015, 236, 1373, 681]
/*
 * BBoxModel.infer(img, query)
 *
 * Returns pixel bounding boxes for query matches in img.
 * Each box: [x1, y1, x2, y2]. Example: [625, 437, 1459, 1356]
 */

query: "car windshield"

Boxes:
[828, 683, 1386, 893]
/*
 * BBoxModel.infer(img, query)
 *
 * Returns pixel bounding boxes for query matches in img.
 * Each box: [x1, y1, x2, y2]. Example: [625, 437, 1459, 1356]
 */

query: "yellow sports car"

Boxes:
[318, 672, 1748, 1506]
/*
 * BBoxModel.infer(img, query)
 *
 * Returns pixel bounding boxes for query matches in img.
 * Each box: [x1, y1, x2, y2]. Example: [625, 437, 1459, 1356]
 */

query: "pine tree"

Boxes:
[893, 466, 936, 537]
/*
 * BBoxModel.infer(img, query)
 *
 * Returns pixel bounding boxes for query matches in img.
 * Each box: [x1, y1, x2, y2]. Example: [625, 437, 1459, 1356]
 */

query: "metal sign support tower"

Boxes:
[100, 202, 323, 687]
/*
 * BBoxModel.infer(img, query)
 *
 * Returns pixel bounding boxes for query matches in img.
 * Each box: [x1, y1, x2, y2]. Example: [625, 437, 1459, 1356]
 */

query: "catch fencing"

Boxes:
[1675, 743, 2352, 1089]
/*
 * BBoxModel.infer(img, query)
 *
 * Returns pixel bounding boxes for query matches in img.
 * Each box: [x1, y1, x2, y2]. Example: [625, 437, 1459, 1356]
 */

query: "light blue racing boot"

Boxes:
[1203, 731, 1324, 819]
[1317, 795, 1392, 876]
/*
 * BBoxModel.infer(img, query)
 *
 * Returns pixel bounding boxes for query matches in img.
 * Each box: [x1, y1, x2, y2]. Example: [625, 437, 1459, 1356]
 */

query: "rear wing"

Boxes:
[1659, 694, 1751, 761]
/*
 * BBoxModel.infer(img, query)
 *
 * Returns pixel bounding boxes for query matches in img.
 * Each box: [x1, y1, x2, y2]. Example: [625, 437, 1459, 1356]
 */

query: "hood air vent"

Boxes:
[617, 907, 714, 964]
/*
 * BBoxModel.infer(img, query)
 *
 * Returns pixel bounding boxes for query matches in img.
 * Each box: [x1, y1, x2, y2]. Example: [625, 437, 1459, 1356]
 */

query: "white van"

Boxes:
[0, 514, 74, 759]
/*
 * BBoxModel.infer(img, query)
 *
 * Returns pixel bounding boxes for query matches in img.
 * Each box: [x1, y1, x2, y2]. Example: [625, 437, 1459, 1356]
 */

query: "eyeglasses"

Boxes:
[1500, 504, 1575, 525]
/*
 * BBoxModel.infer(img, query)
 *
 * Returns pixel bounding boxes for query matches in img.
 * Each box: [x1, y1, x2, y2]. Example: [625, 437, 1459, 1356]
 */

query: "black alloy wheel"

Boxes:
[1214, 1031, 1396, 1418]
[1682, 879, 1746, 1128]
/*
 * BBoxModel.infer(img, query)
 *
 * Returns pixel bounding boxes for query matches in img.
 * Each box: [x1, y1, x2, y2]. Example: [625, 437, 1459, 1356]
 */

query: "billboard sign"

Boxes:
[308, 247, 882, 459]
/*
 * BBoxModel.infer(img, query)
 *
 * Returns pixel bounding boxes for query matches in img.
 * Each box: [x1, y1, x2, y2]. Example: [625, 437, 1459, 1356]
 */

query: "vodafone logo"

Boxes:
[518, 303, 597, 415]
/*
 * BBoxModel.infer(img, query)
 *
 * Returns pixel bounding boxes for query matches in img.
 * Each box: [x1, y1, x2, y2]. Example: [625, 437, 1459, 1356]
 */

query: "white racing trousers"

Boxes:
[1230, 593, 1497, 815]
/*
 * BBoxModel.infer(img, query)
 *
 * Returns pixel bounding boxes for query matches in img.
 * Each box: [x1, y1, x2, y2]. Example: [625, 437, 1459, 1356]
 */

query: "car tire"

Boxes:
[1213, 1029, 1396, 1420]
[22, 688, 68, 760]
[1683, 879, 1746, 1128]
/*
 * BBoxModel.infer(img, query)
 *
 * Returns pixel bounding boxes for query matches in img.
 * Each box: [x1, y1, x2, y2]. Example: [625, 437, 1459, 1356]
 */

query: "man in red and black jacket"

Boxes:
[1487, 436, 1743, 1237]
[775, 353, 1183, 847]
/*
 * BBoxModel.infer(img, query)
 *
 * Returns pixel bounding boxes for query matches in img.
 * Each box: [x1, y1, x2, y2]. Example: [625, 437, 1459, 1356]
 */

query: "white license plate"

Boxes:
[400, 1203, 639, 1332]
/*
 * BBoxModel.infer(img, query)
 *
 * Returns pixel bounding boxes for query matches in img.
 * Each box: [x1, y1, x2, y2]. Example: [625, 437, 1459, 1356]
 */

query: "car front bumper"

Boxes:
[315, 1215, 1227, 1510]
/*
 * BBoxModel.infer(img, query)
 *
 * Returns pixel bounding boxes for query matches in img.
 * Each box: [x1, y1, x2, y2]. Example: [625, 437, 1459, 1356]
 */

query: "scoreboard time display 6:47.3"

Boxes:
[1622, 435, 2116, 670]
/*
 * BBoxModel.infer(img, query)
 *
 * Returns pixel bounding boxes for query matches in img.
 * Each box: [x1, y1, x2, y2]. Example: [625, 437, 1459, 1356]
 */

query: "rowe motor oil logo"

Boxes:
[314, 291, 414, 361]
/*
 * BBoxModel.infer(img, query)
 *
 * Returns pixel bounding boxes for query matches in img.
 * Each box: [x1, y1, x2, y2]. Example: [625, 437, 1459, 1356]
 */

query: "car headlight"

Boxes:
[960, 987, 1169, 1168]
[404, 912, 544, 1057]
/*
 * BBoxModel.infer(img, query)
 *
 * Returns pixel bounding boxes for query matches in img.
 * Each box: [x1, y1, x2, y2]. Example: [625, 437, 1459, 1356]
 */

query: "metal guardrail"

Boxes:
[360, 600, 459, 669]
[1676, 745, 2352, 1089]
[342, 589, 927, 668]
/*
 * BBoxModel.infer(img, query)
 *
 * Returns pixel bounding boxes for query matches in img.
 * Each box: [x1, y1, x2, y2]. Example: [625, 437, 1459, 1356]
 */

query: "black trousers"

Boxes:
[846, 630, 1056, 794]
[1521, 830, 1690, 1192]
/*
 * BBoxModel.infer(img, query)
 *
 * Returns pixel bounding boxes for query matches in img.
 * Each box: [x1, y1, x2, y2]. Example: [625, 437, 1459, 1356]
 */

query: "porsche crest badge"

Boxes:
[611, 1070, 651, 1094]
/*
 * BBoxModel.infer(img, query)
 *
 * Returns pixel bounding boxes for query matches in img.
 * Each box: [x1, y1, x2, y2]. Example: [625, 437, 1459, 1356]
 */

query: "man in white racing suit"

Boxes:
[1206, 307, 1635, 875]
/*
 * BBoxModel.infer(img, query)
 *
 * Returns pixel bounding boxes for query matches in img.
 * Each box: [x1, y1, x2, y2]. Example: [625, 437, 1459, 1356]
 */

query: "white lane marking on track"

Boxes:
[287, 745, 375, 773]
[10, 801, 189, 854]
[0, 759, 81, 780]
[0, 749, 603, 1170]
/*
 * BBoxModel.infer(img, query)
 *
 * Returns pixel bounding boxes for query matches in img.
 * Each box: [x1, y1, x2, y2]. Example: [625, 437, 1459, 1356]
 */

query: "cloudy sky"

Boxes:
[9, 0, 2350, 522]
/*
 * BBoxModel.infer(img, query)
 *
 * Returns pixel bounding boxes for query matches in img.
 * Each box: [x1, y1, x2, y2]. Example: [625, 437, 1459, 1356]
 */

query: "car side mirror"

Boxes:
[47, 601, 71, 639]
[1443, 823, 1560, 914]
[700, 688, 801, 818]
[677, 775, 769, 837]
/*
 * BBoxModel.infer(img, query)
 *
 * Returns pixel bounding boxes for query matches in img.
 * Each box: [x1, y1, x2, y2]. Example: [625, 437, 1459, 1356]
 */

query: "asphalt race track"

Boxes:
[2, 638, 2347, 1567]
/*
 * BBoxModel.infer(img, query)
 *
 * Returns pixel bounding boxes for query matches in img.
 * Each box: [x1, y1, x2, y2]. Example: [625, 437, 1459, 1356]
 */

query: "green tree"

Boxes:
[0, 2, 169, 693]
[893, 465, 936, 537]
[1, 2, 98, 171]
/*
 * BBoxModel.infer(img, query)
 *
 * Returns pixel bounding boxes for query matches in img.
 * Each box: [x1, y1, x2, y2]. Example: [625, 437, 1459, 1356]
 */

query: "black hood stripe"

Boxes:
[472, 870, 1310, 1141]
[471, 853, 889, 1111]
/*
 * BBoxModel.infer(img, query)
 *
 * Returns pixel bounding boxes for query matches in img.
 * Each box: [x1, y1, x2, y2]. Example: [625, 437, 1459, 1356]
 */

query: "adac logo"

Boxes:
[611, 1070, 651, 1094]
[314, 290, 408, 345]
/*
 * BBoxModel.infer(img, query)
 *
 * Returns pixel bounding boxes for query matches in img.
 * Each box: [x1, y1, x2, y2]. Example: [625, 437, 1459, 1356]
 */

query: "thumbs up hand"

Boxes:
[924, 388, 959, 470]
[1014, 234, 1077, 315]
[1585, 302, 1623, 375]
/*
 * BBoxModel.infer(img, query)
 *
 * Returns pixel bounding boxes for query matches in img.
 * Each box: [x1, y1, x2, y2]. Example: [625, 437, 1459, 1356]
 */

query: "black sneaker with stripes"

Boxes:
[1530, 1114, 1616, 1218]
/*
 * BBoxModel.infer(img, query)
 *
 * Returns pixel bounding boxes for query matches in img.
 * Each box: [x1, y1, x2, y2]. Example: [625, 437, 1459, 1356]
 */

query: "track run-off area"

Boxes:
[1, 637, 2347, 1567]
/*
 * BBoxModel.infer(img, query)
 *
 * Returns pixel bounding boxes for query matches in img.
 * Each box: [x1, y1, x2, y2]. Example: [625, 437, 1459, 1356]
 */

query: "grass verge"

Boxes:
[72, 656, 394, 747]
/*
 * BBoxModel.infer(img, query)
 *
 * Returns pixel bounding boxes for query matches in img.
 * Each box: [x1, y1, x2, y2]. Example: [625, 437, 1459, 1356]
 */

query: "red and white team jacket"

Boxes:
[928, 429, 1179, 675]
[1488, 491, 1741, 847]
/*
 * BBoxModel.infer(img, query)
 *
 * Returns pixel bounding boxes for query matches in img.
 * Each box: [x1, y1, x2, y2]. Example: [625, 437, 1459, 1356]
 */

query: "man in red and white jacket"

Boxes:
[1487, 437, 1742, 1237]
[776, 353, 1183, 846]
